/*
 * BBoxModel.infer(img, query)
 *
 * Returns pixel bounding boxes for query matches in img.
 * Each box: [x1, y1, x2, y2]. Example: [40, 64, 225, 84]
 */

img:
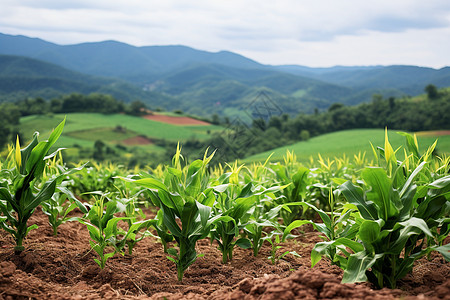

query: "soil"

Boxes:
[415, 130, 450, 137]
[120, 136, 154, 146]
[143, 115, 211, 126]
[0, 209, 449, 300]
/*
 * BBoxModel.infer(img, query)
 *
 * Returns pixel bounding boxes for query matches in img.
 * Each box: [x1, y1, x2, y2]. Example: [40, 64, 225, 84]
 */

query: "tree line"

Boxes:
[0, 93, 147, 149]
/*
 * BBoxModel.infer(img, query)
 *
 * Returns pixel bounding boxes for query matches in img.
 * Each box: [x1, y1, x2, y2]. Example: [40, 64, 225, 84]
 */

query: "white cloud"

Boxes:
[1, 0, 450, 67]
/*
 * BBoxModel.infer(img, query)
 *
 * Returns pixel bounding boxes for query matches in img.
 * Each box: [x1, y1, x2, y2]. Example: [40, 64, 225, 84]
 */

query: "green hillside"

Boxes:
[244, 129, 450, 163]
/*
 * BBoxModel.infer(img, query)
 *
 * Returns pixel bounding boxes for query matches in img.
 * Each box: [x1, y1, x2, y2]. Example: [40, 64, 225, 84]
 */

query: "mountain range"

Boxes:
[1, 32, 449, 117]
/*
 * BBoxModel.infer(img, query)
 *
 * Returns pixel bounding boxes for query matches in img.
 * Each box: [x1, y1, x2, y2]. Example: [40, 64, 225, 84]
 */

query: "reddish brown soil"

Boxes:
[143, 115, 211, 126]
[120, 136, 154, 146]
[0, 209, 449, 300]
[415, 130, 450, 137]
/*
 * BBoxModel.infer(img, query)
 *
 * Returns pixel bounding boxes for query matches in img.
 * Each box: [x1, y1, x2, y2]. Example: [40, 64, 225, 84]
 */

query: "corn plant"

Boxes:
[77, 193, 124, 269]
[334, 132, 450, 289]
[0, 119, 69, 253]
[114, 186, 158, 255]
[126, 146, 217, 281]
[283, 186, 360, 268]
[244, 193, 292, 257]
[68, 161, 125, 201]
[40, 153, 87, 236]
[209, 164, 253, 264]
[41, 184, 87, 236]
[268, 159, 310, 224]
[266, 232, 300, 265]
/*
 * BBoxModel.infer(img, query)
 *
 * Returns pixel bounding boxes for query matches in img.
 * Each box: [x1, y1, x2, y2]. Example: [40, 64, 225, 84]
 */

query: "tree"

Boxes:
[128, 100, 147, 115]
[425, 84, 438, 99]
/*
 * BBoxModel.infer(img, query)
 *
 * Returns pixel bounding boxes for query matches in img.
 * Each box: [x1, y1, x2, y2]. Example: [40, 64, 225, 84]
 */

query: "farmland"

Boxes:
[16, 113, 223, 164]
[0, 119, 449, 299]
[20, 113, 222, 145]
[246, 128, 450, 163]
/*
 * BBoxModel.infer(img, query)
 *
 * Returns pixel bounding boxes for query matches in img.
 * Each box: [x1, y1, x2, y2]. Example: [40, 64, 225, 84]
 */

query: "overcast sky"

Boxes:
[1, 0, 450, 68]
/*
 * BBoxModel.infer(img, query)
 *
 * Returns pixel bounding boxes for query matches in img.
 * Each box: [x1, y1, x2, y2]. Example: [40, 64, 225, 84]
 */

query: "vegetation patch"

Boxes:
[66, 126, 137, 142]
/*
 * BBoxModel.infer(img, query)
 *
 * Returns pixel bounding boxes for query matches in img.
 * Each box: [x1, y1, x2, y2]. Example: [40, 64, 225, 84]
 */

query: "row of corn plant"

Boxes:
[1, 125, 448, 287]
[284, 130, 450, 289]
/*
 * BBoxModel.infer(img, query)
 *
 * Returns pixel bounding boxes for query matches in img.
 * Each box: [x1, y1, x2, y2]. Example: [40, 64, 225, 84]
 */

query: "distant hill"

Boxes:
[0, 54, 174, 104]
[1, 32, 450, 117]
[275, 64, 450, 95]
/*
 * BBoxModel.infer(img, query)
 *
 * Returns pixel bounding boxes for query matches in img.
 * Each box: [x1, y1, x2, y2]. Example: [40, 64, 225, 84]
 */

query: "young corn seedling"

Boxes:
[41, 185, 88, 236]
[77, 192, 127, 269]
[41, 153, 88, 236]
[126, 145, 217, 281]
[113, 187, 156, 255]
[283, 186, 359, 269]
[245, 192, 292, 257]
[209, 164, 254, 264]
[266, 232, 300, 265]
[268, 159, 310, 225]
[0, 119, 71, 253]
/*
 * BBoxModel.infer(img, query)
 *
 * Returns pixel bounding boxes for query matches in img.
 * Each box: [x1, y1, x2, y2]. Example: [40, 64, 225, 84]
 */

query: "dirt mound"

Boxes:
[143, 114, 211, 126]
[0, 209, 448, 299]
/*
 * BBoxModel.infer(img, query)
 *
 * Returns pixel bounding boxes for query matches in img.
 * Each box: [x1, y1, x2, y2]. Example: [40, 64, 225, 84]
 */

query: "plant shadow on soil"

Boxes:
[0, 208, 449, 300]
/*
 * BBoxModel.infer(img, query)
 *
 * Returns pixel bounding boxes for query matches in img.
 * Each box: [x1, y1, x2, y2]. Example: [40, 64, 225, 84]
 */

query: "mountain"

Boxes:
[0, 33, 264, 82]
[275, 64, 450, 95]
[0, 54, 173, 104]
[1, 32, 450, 117]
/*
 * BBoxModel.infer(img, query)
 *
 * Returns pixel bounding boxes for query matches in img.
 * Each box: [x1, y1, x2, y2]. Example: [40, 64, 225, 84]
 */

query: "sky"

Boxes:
[1, 0, 450, 68]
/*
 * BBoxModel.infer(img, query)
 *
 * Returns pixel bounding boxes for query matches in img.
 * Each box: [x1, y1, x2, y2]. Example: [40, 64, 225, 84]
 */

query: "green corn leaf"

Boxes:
[101, 201, 120, 229]
[283, 219, 311, 241]
[181, 200, 198, 237]
[235, 238, 252, 249]
[26, 224, 38, 235]
[358, 220, 383, 249]
[160, 203, 182, 238]
[93, 258, 102, 267]
[389, 217, 433, 254]
[196, 201, 211, 229]
[398, 184, 417, 221]
[362, 167, 399, 220]
[57, 186, 88, 214]
[0, 187, 12, 202]
[24, 179, 57, 213]
[340, 181, 378, 220]
[311, 241, 334, 267]
[104, 217, 129, 239]
[342, 251, 382, 283]
[433, 244, 450, 261]
[132, 178, 169, 193]
[397, 132, 420, 158]
[84, 222, 101, 242]
[399, 161, 427, 198]
[159, 190, 184, 215]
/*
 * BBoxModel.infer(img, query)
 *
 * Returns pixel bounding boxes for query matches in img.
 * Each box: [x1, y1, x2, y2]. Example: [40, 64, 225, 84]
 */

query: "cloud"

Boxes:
[0, 0, 450, 67]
